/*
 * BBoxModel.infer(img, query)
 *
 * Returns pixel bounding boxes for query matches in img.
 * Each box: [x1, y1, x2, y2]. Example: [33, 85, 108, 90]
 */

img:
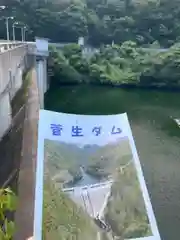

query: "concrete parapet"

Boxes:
[14, 69, 39, 240]
[0, 40, 48, 239]
[0, 44, 28, 96]
[0, 44, 33, 140]
[0, 92, 12, 140]
[0, 42, 24, 53]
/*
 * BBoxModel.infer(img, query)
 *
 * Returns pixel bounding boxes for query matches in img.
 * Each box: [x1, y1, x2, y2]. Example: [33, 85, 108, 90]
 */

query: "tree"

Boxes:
[2, 0, 180, 47]
[49, 41, 180, 88]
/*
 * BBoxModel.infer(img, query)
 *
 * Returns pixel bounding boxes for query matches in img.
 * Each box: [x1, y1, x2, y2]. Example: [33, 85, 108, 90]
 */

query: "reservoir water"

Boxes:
[72, 167, 99, 187]
[45, 85, 180, 240]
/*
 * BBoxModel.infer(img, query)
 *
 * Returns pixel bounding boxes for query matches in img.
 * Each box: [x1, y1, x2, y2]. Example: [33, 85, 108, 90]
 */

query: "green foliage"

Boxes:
[43, 139, 100, 239]
[49, 45, 83, 85]
[2, 0, 180, 47]
[44, 138, 151, 239]
[104, 163, 152, 238]
[86, 138, 132, 178]
[4, 0, 180, 87]
[0, 188, 17, 240]
[49, 41, 180, 87]
[63, 44, 82, 58]
[44, 139, 84, 185]
[43, 178, 98, 240]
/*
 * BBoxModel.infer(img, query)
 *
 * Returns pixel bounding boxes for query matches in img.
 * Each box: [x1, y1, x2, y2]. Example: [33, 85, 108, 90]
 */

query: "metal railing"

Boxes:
[0, 42, 24, 52]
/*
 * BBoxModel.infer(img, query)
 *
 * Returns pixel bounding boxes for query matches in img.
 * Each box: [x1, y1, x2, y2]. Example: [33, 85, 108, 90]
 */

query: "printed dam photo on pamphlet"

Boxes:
[43, 136, 152, 240]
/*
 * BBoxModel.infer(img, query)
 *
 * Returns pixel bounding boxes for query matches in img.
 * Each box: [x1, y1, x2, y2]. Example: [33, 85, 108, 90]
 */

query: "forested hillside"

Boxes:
[44, 139, 151, 239]
[1, 0, 180, 47]
[43, 177, 98, 240]
[47, 42, 180, 88]
[2, 0, 180, 88]
[44, 138, 131, 185]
